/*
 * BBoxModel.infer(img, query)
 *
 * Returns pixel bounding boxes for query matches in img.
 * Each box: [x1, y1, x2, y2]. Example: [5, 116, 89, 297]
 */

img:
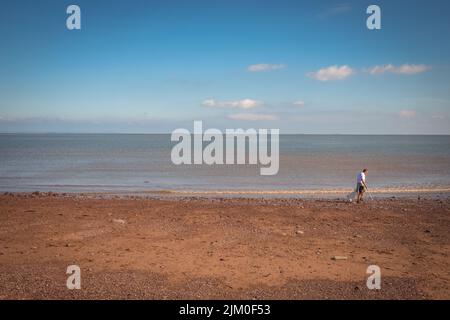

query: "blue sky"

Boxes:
[0, 0, 449, 133]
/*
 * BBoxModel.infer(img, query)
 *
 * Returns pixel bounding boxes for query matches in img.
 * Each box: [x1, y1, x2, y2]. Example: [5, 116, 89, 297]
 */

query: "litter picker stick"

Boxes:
[363, 182, 374, 200]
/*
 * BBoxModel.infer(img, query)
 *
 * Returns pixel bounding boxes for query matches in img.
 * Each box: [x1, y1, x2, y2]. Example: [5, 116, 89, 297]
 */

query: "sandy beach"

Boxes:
[0, 192, 449, 300]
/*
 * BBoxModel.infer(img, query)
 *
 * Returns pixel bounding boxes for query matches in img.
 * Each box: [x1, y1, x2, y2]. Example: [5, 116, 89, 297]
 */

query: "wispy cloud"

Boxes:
[368, 64, 430, 75]
[319, 3, 352, 18]
[227, 113, 278, 121]
[432, 113, 447, 120]
[293, 101, 305, 107]
[247, 64, 286, 72]
[202, 98, 262, 109]
[307, 65, 355, 81]
[399, 109, 417, 118]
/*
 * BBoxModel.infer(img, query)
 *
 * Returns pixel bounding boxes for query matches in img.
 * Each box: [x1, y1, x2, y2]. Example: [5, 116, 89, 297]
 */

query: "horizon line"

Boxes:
[1, 132, 450, 136]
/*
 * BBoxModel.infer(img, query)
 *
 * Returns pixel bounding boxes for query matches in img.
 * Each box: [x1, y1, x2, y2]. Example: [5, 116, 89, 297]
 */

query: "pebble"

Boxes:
[331, 256, 348, 261]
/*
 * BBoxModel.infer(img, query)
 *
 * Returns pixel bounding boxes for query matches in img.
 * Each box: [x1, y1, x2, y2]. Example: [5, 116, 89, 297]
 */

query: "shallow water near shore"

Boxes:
[1, 133, 450, 197]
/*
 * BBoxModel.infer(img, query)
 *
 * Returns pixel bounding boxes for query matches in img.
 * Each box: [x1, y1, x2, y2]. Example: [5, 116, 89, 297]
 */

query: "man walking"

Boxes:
[356, 168, 368, 203]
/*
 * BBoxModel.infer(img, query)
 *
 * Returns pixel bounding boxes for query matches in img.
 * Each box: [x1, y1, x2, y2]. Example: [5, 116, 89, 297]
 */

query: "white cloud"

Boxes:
[201, 99, 218, 108]
[432, 114, 447, 120]
[320, 3, 352, 17]
[227, 113, 278, 121]
[307, 65, 355, 81]
[202, 98, 262, 109]
[247, 64, 285, 72]
[368, 64, 430, 75]
[293, 101, 305, 107]
[399, 109, 417, 118]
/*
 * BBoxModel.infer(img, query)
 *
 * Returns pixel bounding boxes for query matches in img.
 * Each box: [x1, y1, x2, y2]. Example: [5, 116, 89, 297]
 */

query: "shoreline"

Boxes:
[3, 187, 450, 200]
[0, 193, 449, 299]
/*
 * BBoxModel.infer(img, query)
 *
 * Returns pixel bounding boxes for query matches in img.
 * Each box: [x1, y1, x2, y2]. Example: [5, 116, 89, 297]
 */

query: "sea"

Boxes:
[1, 134, 450, 198]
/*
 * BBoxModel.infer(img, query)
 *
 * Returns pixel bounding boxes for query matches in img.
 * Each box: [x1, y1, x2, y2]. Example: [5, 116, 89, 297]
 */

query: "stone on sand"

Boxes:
[331, 256, 348, 261]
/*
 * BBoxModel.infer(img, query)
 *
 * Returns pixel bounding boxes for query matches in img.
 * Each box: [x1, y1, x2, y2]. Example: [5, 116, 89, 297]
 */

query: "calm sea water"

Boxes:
[1, 134, 450, 195]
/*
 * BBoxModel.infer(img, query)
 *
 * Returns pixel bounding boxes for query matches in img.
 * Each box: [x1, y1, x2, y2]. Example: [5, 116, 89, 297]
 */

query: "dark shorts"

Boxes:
[357, 183, 365, 193]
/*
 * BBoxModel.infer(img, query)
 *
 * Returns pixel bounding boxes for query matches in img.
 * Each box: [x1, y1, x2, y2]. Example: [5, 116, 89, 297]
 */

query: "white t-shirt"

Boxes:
[357, 172, 366, 184]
